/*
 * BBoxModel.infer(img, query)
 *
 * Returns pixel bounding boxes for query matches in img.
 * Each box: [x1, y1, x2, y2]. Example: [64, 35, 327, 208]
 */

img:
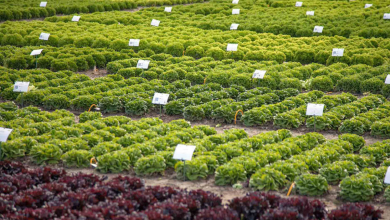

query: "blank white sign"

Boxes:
[296, 2, 303, 7]
[232, 9, 240, 15]
[173, 144, 196, 161]
[227, 43, 238, 52]
[0, 128, 12, 142]
[39, 33, 50, 41]
[230, 23, 239, 30]
[151, 19, 160, 26]
[384, 14, 390, 20]
[385, 167, 390, 184]
[152, 93, 170, 105]
[252, 70, 266, 79]
[313, 26, 323, 33]
[306, 11, 314, 16]
[129, 39, 140, 47]
[232, 0, 239, 4]
[306, 103, 324, 116]
[13, 81, 30, 93]
[164, 7, 172, 12]
[72, 16, 81, 22]
[30, 49, 43, 56]
[136, 60, 150, 69]
[385, 75, 390, 84]
[364, 4, 372, 8]
[40, 2, 47, 7]
[332, 48, 344, 57]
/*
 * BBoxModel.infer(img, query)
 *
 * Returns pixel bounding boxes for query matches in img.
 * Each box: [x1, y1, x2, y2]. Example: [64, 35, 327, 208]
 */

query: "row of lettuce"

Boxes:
[0, 103, 390, 202]
[59, 0, 390, 39]
[0, 161, 385, 219]
[1, 14, 389, 68]
[0, 0, 204, 21]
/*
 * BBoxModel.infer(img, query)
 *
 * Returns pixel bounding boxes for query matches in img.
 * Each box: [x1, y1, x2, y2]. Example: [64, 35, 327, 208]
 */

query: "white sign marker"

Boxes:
[30, 49, 43, 56]
[72, 16, 81, 22]
[385, 75, 390, 85]
[129, 39, 140, 47]
[364, 4, 372, 8]
[232, 0, 239, 4]
[39, 33, 50, 41]
[385, 167, 390, 184]
[13, 82, 30, 93]
[313, 26, 323, 33]
[136, 60, 150, 69]
[230, 23, 239, 30]
[232, 9, 240, 15]
[384, 14, 390, 20]
[164, 7, 172, 12]
[173, 144, 196, 161]
[252, 70, 266, 79]
[295, 2, 303, 7]
[0, 128, 12, 142]
[152, 93, 170, 105]
[151, 19, 160, 26]
[306, 11, 314, 16]
[227, 43, 238, 52]
[40, 2, 47, 7]
[306, 103, 324, 116]
[332, 48, 344, 57]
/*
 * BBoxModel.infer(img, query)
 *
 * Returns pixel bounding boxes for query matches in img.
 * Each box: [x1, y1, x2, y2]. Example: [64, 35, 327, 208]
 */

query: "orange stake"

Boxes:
[90, 157, 97, 167]
[287, 182, 295, 196]
[88, 104, 97, 112]
[204, 77, 207, 84]
[234, 110, 244, 124]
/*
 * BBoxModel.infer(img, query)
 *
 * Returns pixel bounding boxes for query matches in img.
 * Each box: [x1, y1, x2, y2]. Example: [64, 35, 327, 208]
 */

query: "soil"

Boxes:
[77, 68, 108, 80]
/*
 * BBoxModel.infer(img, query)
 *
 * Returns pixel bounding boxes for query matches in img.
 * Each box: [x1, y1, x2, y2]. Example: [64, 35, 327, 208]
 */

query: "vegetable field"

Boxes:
[2, 0, 390, 218]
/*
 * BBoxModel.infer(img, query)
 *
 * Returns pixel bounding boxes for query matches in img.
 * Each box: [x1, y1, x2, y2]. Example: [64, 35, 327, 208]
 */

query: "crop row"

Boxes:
[69, 0, 390, 39]
[0, 0, 204, 21]
[1, 12, 389, 67]
[0, 161, 384, 220]
[2, 104, 390, 202]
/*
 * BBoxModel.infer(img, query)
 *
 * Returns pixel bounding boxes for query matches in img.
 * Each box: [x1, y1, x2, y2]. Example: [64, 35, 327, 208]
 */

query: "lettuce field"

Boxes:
[1, 0, 390, 218]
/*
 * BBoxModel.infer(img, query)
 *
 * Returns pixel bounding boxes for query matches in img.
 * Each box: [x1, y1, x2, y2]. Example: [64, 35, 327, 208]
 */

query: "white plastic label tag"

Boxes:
[129, 39, 140, 47]
[39, 33, 50, 41]
[152, 93, 169, 105]
[232, 0, 239, 4]
[0, 128, 12, 142]
[30, 49, 43, 56]
[365, 4, 372, 8]
[384, 167, 390, 184]
[136, 60, 150, 69]
[385, 75, 390, 84]
[384, 14, 390, 20]
[230, 23, 239, 30]
[72, 16, 81, 22]
[313, 26, 323, 33]
[332, 48, 344, 57]
[151, 19, 160, 26]
[232, 9, 240, 15]
[227, 43, 238, 52]
[13, 81, 29, 93]
[306, 11, 314, 16]
[165, 7, 172, 12]
[296, 2, 303, 7]
[306, 103, 324, 116]
[252, 70, 266, 79]
[40, 2, 47, 7]
[173, 144, 196, 161]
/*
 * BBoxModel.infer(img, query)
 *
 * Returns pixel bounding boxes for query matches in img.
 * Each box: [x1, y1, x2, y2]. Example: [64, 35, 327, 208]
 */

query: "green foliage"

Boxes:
[97, 151, 130, 173]
[135, 155, 166, 175]
[295, 174, 329, 196]
[309, 76, 333, 92]
[79, 112, 102, 123]
[215, 163, 247, 186]
[175, 159, 208, 180]
[338, 133, 365, 152]
[30, 144, 63, 165]
[61, 149, 92, 167]
[249, 167, 287, 191]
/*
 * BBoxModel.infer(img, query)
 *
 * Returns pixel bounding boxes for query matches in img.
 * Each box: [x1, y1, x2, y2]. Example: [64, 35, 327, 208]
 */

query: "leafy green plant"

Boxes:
[30, 143, 63, 165]
[175, 158, 208, 181]
[295, 174, 329, 196]
[249, 167, 287, 191]
[135, 155, 166, 175]
[79, 111, 102, 123]
[215, 163, 247, 186]
[97, 151, 131, 173]
[339, 175, 375, 202]
[61, 149, 92, 168]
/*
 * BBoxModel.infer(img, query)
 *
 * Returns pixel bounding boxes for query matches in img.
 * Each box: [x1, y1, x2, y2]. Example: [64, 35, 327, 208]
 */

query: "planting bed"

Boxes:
[2, 0, 390, 218]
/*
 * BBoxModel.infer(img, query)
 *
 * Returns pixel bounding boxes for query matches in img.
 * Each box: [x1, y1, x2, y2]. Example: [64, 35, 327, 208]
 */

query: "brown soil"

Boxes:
[77, 68, 108, 80]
